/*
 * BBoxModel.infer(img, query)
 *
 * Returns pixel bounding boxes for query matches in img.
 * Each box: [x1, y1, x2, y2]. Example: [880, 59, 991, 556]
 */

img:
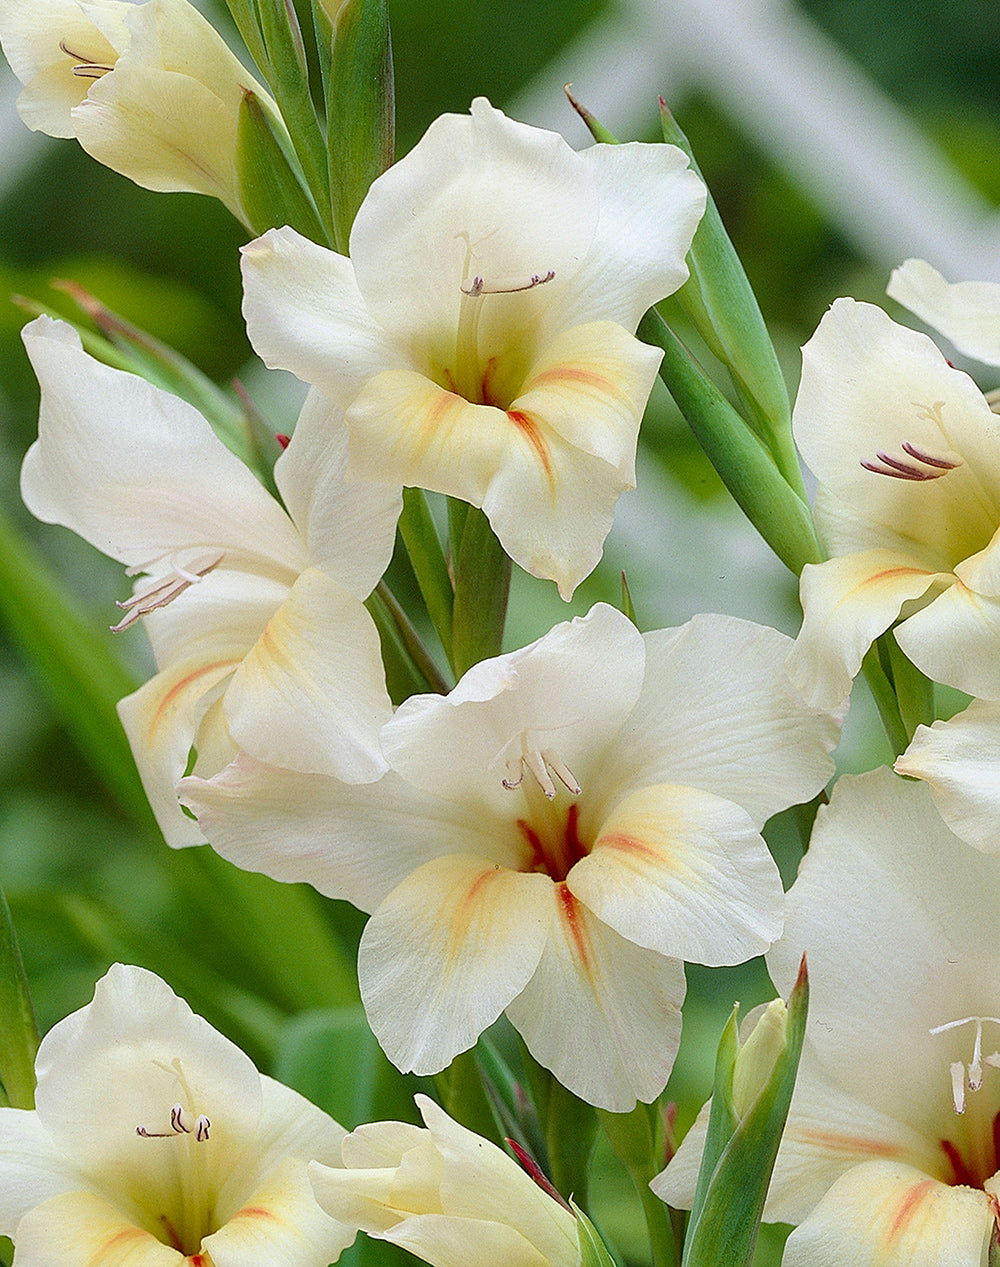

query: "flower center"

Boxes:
[501, 737, 580, 801]
[59, 38, 113, 79]
[518, 802, 589, 883]
[931, 1015, 1000, 1187]
[112, 551, 224, 632]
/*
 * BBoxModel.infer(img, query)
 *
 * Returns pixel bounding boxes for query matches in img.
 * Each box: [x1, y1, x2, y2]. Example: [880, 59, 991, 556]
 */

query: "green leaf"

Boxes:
[574, 1203, 619, 1267]
[638, 308, 822, 576]
[682, 960, 809, 1267]
[320, 0, 395, 252]
[235, 89, 327, 242]
[685, 1005, 740, 1239]
[451, 505, 511, 676]
[397, 488, 455, 671]
[0, 888, 39, 1109]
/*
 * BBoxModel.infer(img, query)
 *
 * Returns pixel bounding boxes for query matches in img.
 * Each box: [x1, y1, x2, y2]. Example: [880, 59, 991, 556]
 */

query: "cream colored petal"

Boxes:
[895, 578, 1000, 698]
[781, 1161, 993, 1267]
[179, 756, 468, 913]
[506, 894, 686, 1111]
[794, 299, 1000, 560]
[0, 1108, 77, 1229]
[348, 96, 598, 366]
[380, 1214, 558, 1267]
[10, 1189, 184, 1265]
[224, 568, 391, 782]
[786, 550, 944, 708]
[117, 655, 239, 847]
[383, 603, 644, 811]
[569, 783, 783, 965]
[206, 1155, 355, 1267]
[275, 390, 401, 597]
[888, 258, 1000, 367]
[594, 615, 840, 827]
[896, 700, 1000, 852]
[358, 858, 555, 1076]
[240, 227, 404, 411]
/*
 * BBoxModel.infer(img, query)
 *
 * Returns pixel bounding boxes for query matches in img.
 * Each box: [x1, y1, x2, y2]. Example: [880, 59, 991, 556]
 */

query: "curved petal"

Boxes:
[10, 1189, 184, 1265]
[207, 1155, 354, 1267]
[240, 227, 404, 411]
[794, 299, 1000, 563]
[33, 964, 263, 1217]
[383, 603, 644, 810]
[179, 756, 466, 912]
[19, 316, 303, 573]
[275, 390, 401, 596]
[348, 97, 598, 367]
[569, 783, 783, 965]
[895, 578, 1000, 698]
[553, 140, 704, 331]
[781, 1161, 993, 1267]
[895, 700, 1000, 852]
[358, 857, 555, 1075]
[379, 1214, 556, 1267]
[786, 551, 944, 709]
[117, 654, 240, 847]
[506, 892, 686, 1111]
[888, 258, 1000, 367]
[224, 568, 391, 781]
[0, 1109, 77, 1230]
[594, 615, 840, 826]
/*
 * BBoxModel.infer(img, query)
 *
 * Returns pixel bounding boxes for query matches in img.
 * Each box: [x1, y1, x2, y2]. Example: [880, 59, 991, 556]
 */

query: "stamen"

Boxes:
[460, 270, 556, 296]
[502, 741, 580, 800]
[861, 441, 961, 481]
[930, 1016, 1000, 1114]
[137, 1102, 210, 1140]
[59, 38, 113, 78]
[111, 553, 223, 632]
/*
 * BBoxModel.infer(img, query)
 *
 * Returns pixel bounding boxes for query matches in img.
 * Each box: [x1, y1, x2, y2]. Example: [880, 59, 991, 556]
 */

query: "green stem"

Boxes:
[861, 641, 909, 758]
[397, 488, 455, 671]
[371, 580, 450, 696]
[451, 505, 511, 677]
[598, 1104, 677, 1267]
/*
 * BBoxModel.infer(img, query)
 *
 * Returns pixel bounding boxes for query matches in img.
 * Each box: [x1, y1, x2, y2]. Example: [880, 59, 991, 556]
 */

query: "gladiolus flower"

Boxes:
[181, 603, 838, 1112]
[310, 1094, 581, 1267]
[20, 316, 400, 845]
[240, 97, 706, 597]
[786, 294, 1000, 708]
[0, 0, 278, 222]
[0, 963, 354, 1264]
[656, 768, 1000, 1265]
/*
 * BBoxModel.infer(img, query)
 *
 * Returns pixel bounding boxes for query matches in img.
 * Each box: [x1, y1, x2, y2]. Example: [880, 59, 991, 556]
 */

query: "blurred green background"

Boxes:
[1, 0, 999, 1262]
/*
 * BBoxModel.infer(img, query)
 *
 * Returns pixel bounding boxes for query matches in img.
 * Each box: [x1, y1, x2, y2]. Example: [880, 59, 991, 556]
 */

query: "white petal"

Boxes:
[383, 603, 645, 808]
[895, 577, 1000, 698]
[506, 894, 686, 1111]
[0, 1109, 76, 1230]
[20, 316, 303, 573]
[275, 389, 401, 597]
[224, 567, 391, 782]
[595, 615, 840, 825]
[379, 1215, 557, 1267]
[359, 858, 555, 1075]
[569, 783, 783, 964]
[348, 97, 599, 367]
[794, 299, 1000, 561]
[240, 227, 403, 410]
[553, 140, 704, 331]
[11, 1189, 184, 1265]
[782, 1161, 993, 1267]
[786, 550, 944, 709]
[888, 258, 1000, 367]
[179, 756, 466, 913]
[896, 700, 1000, 852]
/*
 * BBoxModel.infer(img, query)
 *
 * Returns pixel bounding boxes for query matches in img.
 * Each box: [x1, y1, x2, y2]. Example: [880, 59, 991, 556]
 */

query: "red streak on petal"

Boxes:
[564, 803, 588, 872]
[596, 831, 660, 862]
[864, 567, 931, 586]
[507, 409, 554, 488]
[556, 883, 592, 977]
[517, 819, 546, 873]
[97, 1227, 149, 1256]
[151, 660, 239, 734]
[886, 1178, 937, 1243]
[530, 365, 618, 395]
[231, 1205, 276, 1221]
[795, 1127, 903, 1159]
[941, 1138, 976, 1187]
[186, 1257, 209, 1266]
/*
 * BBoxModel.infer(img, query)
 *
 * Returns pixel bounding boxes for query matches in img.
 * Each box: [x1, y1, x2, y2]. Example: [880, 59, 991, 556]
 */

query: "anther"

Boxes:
[502, 745, 580, 800]
[861, 441, 961, 481]
[930, 1016, 1000, 1113]
[461, 270, 555, 297]
[111, 553, 223, 632]
[137, 1102, 210, 1140]
[59, 39, 113, 78]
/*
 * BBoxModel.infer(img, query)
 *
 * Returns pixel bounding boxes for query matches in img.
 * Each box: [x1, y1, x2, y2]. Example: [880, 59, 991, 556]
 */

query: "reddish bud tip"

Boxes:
[275, 433, 291, 449]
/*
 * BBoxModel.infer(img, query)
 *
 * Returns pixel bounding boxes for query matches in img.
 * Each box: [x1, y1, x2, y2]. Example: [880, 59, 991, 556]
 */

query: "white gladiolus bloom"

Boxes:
[785, 295, 1000, 709]
[0, 0, 277, 221]
[0, 963, 355, 1265]
[240, 97, 706, 597]
[181, 603, 839, 1112]
[656, 769, 1000, 1265]
[310, 1095, 581, 1267]
[20, 316, 400, 845]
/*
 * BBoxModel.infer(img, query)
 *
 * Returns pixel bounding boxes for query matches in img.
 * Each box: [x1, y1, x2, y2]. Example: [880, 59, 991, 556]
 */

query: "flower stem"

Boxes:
[598, 1104, 678, 1267]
